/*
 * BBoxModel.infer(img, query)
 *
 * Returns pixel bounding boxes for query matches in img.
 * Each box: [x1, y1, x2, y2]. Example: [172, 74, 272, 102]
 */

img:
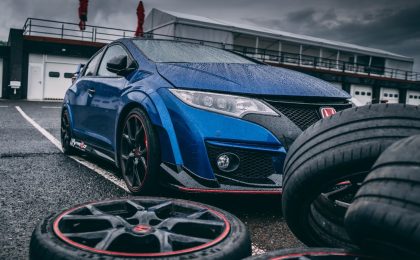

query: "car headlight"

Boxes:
[169, 89, 277, 118]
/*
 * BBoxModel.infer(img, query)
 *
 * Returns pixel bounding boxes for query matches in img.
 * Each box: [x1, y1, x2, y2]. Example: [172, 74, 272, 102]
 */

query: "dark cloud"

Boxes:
[323, 5, 420, 45]
[286, 8, 317, 23]
[0, 0, 418, 70]
[244, 1, 420, 70]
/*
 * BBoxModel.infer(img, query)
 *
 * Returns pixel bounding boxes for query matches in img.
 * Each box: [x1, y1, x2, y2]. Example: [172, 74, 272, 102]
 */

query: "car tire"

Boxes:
[119, 108, 160, 195]
[29, 197, 252, 260]
[244, 247, 374, 260]
[282, 104, 420, 248]
[345, 135, 420, 259]
[61, 109, 77, 155]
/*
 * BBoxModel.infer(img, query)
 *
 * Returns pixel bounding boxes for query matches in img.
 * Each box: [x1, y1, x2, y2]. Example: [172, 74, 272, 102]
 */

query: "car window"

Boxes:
[97, 45, 128, 77]
[133, 40, 255, 64]
[83, 50, 103, 77]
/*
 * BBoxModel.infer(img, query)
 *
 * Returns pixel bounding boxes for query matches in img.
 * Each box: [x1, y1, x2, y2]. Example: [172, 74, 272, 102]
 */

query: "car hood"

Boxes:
[156, 63, 350, 99]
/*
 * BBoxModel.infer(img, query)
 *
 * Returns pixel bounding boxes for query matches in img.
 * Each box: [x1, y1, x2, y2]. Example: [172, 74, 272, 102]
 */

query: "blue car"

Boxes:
[61, 39, 351, 194]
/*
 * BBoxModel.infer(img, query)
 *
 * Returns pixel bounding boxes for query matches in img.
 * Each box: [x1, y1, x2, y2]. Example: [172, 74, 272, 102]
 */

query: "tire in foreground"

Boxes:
[282, 104, 420, 248]
[345, 135, 420, 259]
[30, 197, 251, 260]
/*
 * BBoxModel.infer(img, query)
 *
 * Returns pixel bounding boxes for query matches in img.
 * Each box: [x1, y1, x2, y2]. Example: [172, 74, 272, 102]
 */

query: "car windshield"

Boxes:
[132, 40, 255, 64]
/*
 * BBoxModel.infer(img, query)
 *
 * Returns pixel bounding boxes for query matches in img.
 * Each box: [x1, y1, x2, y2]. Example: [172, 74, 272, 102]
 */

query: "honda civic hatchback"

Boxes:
[61, 38, 351, 194]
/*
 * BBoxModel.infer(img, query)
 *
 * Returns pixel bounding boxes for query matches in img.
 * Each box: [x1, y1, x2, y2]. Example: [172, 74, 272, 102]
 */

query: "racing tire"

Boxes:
[282, 104, 420, 248]
[118, 108, 160, 195]
[345, 135, 420, 259]
[29, 197, 252, 260]
[244, 248, 375, 260]
[61, 109, 78, 155]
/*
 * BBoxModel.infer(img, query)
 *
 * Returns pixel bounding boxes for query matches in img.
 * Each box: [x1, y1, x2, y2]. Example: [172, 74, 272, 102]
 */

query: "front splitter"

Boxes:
[161, 163, 282, 195]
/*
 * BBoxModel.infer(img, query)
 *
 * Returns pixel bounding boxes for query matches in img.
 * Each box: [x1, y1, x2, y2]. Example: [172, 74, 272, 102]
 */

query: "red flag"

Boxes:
[135, 1, 145, 37]
[79, 0, 89, 31]
[79, 21, 86, 31]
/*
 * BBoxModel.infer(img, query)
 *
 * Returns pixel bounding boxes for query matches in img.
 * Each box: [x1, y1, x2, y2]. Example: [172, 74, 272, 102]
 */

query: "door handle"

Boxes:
[88, 88, 96, 95]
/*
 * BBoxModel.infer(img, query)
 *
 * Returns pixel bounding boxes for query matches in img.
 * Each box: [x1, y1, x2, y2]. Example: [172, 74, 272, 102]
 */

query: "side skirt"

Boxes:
[69, 138, 116, 164]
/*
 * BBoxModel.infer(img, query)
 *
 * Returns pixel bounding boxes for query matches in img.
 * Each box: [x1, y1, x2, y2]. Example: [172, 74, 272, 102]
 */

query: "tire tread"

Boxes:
[345, 135, 420, 259]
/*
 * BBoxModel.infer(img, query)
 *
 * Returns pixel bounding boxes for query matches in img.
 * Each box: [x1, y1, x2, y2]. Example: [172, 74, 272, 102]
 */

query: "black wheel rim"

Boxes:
[53, 198, 230, 257]
[61, 112, 71, 147]
[306, 172, 366, 245]
[120, 114, 149, 191]
[317, 173, 365, 215]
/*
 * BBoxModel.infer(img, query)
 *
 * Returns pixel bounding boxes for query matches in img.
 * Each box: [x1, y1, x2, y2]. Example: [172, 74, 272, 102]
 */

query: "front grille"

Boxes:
[206, 143, 278, 184]
[264, 99, 351, 130]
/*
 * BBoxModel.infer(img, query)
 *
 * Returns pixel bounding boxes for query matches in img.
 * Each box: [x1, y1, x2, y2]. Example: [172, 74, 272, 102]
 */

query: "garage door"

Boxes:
[407, 90, 420, 106]
[44, 63, 79, 100]
[350, 85, 372, 105]
[379, 87, 399, 104]
[27, 54, 88, 100]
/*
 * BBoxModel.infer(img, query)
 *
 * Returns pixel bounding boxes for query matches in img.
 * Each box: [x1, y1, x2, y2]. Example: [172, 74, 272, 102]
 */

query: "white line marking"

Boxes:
[15, 106, 129, 192]
[252, 244, 266, 255]
[0, 105, 9, 108]
[41, 106, 61, 109]
[16, 106, 63, 151]
[68, 155, 129, 192]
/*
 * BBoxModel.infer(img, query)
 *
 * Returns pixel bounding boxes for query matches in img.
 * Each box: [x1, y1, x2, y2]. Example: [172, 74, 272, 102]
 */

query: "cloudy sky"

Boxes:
[1, 0, 419, 70]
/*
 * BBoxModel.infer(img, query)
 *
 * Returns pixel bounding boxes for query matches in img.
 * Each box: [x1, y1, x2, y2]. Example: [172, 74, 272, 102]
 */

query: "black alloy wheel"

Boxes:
[313, 174, 365, 223]
[119, 108, 159, 194]
[61, 109, 76, 155]
[316, 180, 359, 216]
[308, 174, 365, 247]
[29, 198, 252, 259]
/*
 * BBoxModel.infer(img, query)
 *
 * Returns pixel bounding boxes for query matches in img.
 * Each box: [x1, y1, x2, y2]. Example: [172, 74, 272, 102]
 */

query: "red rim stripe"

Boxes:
[53, 199, 231, 257]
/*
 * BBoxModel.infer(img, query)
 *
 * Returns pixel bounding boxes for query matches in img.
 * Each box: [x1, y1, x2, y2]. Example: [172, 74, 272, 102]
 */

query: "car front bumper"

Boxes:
[154, 88, 302, 192]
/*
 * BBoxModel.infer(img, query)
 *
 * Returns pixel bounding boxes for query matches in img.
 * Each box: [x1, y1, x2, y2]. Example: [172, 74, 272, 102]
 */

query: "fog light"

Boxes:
[216, 153, 240, 172]
[217, 154, 230, 170]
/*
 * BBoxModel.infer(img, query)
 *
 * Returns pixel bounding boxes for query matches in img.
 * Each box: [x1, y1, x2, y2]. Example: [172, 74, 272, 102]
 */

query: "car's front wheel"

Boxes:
[119, 107, 160, 194]
[61, 109, 77, 155]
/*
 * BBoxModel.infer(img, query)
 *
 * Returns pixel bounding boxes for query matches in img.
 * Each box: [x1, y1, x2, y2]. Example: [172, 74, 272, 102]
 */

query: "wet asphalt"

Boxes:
[0, 100, 303, 260]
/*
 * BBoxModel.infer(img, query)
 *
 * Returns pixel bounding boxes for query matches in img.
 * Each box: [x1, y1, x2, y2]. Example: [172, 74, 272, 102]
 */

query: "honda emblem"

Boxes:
[320, 107, 336, 118]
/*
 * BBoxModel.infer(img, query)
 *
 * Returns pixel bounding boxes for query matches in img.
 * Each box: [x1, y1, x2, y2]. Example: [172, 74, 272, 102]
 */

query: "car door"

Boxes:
[83, 44, 133, 153]
[71, 48, 104, 143]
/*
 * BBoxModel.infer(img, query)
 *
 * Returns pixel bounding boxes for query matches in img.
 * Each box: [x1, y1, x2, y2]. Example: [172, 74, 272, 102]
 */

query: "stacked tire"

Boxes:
[281, 104, 420, 259]
[345, 135, 420, 259]
[282, 104, 420, 248]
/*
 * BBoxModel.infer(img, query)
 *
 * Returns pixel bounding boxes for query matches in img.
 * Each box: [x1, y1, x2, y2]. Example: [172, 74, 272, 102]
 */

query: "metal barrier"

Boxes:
[23, 18, 135, 43]
[22, 18, 420, 82]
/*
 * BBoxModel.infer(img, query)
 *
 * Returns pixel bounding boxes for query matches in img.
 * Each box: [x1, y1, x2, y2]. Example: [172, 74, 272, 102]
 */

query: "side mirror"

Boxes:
[106, 55, 128, 75]
[72, 64, 85, 83]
